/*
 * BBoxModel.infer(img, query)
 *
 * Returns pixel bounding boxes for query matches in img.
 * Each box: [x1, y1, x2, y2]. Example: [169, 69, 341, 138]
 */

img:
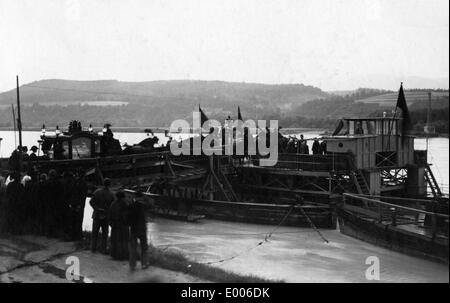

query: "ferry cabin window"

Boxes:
[349, 121, 355, 135]
[355, 121, 363, 135]
[72, 137, 92, 159]
[376, 120, 383, 135]
[366, 121, 376, 135]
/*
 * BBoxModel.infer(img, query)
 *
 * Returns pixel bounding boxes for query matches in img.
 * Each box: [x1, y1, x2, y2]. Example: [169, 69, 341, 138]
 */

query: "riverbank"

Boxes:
[0, 233, 278, 283]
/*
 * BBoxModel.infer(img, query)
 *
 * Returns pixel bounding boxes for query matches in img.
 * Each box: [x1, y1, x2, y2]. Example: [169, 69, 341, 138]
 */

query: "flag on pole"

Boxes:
[332, 119, 344, 136]
[199, 105, 209, 126]
[395, 83, 411, 133]
[237, 106, 243, 121]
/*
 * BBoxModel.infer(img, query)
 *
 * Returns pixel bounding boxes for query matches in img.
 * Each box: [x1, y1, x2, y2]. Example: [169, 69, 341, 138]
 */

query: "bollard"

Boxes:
[390, 207, 397, 226]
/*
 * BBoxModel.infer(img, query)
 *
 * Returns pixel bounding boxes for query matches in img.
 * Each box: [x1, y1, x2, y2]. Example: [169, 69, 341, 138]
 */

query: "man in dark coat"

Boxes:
[5, 172, 24, 233]
[319, 141, 327, 155]
[70, 171, 88, 241]
[127, 191, 148, 270]
[108, 191, 129, 260]
[8, 147, 21, 171]
[29, 146, 38, 161]
[90, 178, 114, 253]
[312, 139, 320, 155]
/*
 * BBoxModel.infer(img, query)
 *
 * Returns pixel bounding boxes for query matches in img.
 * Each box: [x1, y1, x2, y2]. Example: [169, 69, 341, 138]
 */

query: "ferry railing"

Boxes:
[342, 193, 449, 239]
[240, 153, 351, 171]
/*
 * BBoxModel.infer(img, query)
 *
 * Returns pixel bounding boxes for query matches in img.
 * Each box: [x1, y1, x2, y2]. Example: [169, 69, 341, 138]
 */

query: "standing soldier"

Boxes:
[127, 191, 149, 270]
[108, 191, 129, 260]
[312, 139, 320, 155]
[90, 178, 114, 253]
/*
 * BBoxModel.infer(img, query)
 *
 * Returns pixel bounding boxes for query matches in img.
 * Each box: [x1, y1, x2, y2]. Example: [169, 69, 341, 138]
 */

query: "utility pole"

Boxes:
[16, 75, 23, 171]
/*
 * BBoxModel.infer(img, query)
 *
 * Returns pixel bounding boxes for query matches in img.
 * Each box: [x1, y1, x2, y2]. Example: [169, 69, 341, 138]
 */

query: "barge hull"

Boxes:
[337, 208, 449, 264]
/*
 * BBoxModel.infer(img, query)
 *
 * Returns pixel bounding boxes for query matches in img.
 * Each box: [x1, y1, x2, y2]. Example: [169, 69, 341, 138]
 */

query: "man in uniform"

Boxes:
[127, 191, 148, 270]
[90, 178, 114, 253]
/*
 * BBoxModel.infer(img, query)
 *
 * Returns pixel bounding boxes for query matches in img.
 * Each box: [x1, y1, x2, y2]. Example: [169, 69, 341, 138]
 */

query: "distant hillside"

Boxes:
[328, 88, 393, 97]
[355, 89, 449, 106]
[281, 88, 449, 133]
[0, 79, 328, 128]
[0, 79, 328, 109]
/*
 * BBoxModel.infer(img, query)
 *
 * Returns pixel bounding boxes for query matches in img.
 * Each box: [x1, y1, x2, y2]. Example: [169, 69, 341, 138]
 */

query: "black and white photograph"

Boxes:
[0, 0, 448, 287]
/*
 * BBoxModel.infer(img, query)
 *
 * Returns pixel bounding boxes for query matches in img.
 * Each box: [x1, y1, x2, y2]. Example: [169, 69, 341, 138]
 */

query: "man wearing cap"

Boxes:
[29, 146, 38, 161]
[90, 178, 114, 253]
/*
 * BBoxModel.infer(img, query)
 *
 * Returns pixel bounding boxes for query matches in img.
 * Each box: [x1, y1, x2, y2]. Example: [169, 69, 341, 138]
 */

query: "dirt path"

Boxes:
[0, 234, 208, 283]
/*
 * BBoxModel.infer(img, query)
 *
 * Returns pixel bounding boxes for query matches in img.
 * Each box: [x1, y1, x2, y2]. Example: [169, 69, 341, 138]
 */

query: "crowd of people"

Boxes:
[0, 168, 87, 240]
[0, 162, 150, 270]
[281, 135, 327, 155]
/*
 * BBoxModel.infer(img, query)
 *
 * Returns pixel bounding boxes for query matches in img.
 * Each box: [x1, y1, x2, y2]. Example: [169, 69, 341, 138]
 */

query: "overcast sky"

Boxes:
[0, 0, 448, 92]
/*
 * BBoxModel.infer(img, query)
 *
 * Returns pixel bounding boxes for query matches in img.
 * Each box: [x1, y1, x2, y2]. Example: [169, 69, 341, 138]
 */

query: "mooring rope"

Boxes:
[298, 206, 329, 243]
[199, 204, 296, 265]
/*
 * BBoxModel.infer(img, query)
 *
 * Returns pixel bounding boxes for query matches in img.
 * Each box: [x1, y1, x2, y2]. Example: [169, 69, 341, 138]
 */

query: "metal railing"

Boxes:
[342, 193, 449, 239]
[240, 153, 351, 171]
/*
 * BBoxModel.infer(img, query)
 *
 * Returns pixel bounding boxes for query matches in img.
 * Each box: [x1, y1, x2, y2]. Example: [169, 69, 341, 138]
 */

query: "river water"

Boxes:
[0, 130, 448, 282]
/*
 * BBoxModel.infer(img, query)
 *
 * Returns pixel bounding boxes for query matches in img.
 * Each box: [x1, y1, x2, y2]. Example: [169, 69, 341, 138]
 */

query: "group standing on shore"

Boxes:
[1, 147, 151, 270]
[0, 167, 87, 240]
[90, 179, 149, 270]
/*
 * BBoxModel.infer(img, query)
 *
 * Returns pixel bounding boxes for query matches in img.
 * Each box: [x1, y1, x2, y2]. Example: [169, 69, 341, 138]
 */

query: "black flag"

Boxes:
[199, 105, 209, 126]
[237, 106, 243, 121]
[332, 119, 344, 136]
[395, 83, 411, 133]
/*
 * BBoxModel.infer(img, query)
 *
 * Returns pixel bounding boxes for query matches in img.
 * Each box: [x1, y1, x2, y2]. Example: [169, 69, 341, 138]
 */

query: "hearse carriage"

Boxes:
[40, 121, 121, 160]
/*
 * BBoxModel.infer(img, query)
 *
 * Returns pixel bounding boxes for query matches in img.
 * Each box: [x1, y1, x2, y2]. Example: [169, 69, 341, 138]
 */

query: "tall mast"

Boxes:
[16, 75, 23, 149]
[11, 104, 17, 148]
[426, 91, 431, 153]
[16, 75, 24, 172]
